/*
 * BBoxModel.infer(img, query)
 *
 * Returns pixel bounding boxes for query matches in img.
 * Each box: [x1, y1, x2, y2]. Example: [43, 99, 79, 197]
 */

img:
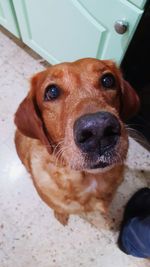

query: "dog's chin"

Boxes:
[84, 162, 116, 174]
[83, 152, 123, 173]
[66, 157, 121, 173]
[63, 146, 125, 172]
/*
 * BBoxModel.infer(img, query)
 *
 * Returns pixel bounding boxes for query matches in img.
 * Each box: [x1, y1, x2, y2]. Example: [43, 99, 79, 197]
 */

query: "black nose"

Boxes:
[73, 112, 121, 154]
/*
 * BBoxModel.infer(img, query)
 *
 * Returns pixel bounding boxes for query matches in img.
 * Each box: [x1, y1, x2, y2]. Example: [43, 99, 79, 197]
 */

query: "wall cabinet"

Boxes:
[0, 0, 147, 65]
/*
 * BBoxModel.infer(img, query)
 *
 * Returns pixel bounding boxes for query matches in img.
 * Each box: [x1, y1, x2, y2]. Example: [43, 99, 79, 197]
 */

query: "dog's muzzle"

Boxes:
[73, 111, 121, 158]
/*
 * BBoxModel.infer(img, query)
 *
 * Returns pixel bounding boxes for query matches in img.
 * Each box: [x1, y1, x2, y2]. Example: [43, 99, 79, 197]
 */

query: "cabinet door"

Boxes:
[0, 0, 19, 37]
[128, 0, 147, 9]
[12, 0, 143, 65]
[79, 0, 143, 63]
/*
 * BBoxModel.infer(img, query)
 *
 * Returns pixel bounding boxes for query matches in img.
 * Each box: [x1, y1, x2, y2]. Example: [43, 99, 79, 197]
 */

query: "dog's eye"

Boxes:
[101, 73, 116, 89]
[44, 84, 60, 101]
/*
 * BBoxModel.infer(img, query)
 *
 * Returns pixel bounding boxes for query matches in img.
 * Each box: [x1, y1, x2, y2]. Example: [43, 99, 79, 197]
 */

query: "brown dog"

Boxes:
[14, 58, 140, 225]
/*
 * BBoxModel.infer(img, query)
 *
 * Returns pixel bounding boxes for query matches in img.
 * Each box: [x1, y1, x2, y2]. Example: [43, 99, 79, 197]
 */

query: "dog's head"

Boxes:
[15, 58, 140, 171]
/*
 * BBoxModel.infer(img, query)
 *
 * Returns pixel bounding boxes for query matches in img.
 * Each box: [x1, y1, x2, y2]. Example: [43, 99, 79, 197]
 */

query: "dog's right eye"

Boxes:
[44, 84, 60, 101]
[101, 73, 116, 89]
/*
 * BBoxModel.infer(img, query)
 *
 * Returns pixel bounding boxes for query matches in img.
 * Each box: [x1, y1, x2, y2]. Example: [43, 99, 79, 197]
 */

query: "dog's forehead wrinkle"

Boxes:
[48, 60, 108, 80]
[75, 59, 110, 73]
[47, 68, 64, 80]
[46, 65, 81, 90]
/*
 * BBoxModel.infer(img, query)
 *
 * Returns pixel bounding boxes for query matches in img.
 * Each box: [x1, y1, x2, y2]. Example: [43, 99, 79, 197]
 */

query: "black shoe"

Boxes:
[122, 187, 150, 222]
[118, 187, 150, 254]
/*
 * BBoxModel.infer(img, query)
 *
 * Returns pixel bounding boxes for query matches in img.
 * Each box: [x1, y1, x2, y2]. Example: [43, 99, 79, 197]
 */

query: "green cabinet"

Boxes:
[0, 0, 19, 37]
[78, 0, 143, 63]
[129, 0, 147, 9]
[12, 0, 144, 65]
[0, 0, 147, 65]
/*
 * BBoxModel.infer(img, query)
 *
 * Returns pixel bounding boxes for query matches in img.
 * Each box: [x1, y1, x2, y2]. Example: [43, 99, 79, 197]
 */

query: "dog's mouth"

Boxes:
[58, 138, 127, 171]
[90, 161, 110, 169]
[83, 145, 120, 170]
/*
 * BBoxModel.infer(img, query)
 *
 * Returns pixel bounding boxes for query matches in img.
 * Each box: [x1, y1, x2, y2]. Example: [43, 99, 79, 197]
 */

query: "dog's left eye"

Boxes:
[101, 73, 116, 89]
[44, 84, 60, 101]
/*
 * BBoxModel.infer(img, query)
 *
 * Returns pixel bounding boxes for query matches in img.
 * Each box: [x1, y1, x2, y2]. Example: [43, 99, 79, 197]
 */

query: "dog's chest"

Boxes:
[30, 152, 102, 208]
[30, 146, 123, 213]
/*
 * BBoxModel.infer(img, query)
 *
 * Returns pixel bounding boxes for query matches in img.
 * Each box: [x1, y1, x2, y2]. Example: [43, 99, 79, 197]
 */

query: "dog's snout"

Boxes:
[74, 112, 121, 154]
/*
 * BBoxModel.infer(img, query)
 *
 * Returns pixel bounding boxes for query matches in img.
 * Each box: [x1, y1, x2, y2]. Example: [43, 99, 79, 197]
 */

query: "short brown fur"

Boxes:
[14, 58, 140, 225]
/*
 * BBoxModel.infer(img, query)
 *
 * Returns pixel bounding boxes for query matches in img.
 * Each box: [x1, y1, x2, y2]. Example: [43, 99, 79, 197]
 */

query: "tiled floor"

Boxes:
[0, 28, 150, 267]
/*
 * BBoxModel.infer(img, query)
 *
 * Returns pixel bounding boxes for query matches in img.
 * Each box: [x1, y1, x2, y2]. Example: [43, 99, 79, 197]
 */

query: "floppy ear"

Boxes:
[14, 74, 52, 154]
[120, 79, 140, 121]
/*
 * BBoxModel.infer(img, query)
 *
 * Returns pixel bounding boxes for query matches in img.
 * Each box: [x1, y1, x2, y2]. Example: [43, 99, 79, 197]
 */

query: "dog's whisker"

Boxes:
[52, 140, 64, 157]
[115, 150, 123, 165]
[125, 125, 150, 149]
[54, 144, 67, 159]
[54, 145, 69, 167]
[54, 149, 64, 167]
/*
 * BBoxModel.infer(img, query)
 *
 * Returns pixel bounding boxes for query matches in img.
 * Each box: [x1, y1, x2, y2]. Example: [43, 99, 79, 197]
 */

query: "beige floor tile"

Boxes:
[8, 48, 45, 78]
[0, 30, 19, 67]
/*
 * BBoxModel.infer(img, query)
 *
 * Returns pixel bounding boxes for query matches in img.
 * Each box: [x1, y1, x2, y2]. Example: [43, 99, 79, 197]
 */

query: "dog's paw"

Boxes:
[54, 211, 69, 226]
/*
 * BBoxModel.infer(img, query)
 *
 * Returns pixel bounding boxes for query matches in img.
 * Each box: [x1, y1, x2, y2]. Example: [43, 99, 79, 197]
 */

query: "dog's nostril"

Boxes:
[104, 125, 119, 137]
[79, 130, 93, 143]
[101, 125, 120, 149]
[104, 126, 114, 137]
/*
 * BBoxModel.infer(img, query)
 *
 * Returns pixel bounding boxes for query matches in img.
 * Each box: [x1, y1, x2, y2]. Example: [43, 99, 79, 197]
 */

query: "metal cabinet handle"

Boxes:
[114, 20, 128, 34]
